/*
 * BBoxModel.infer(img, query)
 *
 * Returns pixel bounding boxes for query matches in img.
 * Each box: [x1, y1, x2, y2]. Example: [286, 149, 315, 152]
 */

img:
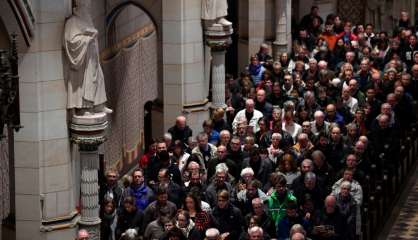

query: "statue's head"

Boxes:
[73, 0, 92, 17]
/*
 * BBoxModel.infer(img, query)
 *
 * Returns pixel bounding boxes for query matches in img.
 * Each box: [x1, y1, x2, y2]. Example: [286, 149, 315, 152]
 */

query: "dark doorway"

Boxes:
[226, 0, 239, 77]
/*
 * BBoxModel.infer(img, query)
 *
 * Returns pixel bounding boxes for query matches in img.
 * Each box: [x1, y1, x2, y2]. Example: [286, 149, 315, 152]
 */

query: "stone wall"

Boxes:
[14, 0, 76, 239]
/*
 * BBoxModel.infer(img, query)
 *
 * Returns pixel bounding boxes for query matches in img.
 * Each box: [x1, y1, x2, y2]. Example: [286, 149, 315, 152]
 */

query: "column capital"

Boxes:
[204, 25, 233, 51]
[69, 112, 108, 150]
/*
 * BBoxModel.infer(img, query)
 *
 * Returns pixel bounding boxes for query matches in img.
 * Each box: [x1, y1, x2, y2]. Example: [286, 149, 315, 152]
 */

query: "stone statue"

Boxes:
[64, 0, 112, 115]
[201, 0, 232, 28]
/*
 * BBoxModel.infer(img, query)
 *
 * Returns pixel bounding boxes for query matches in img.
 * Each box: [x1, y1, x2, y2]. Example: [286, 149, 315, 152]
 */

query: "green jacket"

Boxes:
[266, 191, 297, 225]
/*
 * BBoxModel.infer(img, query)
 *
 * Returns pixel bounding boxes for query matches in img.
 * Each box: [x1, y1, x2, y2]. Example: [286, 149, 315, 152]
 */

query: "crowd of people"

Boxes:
[96, 6, 418, 240]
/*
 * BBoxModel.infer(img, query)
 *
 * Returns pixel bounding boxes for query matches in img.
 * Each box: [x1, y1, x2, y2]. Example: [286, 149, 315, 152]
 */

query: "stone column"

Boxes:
[273, 0, 292, 59]
[70, 113, 108, 240]
[204, 25, 233, 110]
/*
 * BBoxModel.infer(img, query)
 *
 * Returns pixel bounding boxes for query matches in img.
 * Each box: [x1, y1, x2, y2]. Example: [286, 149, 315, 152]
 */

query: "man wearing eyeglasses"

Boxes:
[126, 168, 155, 211]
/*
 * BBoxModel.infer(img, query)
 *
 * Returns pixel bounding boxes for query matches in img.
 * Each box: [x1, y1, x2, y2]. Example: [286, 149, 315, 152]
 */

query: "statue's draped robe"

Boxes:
[64, 14, 107, 109]
[201, 0, 228, 20]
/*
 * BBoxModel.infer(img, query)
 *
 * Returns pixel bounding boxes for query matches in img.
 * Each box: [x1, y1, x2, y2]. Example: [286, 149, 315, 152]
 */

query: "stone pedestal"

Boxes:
[273, 0, 291, 59]
[70, 112, 108, 240]
[204, 24, 233, 110]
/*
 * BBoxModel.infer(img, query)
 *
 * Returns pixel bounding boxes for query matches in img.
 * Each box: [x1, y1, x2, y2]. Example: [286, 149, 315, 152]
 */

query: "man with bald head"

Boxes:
[232, 98, 263, 134]
[168, 115, 193, 148]
[369, 114, 400, 172]
[255, 89, 273, 119]
[312, 195, 345, 239]
[325, 104, 345, 129]
[393, 85, 415, 130]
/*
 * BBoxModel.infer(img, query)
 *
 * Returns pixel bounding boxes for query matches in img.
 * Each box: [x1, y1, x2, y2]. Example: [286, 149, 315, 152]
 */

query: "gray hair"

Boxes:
[215, 163, 229, 174]
[341, 180, 352, 190]
[311, 150, 325, 162]
[248, 226, 263, 235]
[163, 132, 172, 140]
[304, 172, 316, 181]
[271, 133, 282, 140]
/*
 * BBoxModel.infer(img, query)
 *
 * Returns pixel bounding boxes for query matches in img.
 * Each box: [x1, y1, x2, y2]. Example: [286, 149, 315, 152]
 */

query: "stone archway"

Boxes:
[102, 3, 159, 174]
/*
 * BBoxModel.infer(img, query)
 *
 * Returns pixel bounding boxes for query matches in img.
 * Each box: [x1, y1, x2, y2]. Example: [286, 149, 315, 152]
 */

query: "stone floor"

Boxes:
[384, 167, 418, 240]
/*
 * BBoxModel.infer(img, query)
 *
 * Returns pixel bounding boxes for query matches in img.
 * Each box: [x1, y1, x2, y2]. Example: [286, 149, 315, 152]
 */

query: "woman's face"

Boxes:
[185, 196, 195, 210]
[104, 202, 114, 214]
[280, 53, 288, 62]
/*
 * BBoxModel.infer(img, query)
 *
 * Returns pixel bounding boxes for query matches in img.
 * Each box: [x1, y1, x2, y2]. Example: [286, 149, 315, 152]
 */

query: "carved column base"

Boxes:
[273, 41, 288, 60]
[70, 112, 108, 240]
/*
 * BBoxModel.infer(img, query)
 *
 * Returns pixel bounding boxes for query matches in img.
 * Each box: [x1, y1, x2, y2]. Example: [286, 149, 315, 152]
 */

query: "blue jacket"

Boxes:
[128, 184, 154, 211]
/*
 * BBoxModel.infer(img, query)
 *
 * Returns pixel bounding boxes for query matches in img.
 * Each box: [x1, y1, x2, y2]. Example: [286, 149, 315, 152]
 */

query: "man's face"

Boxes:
[157, 193, 168, 205]
[230, 139, 241, 151]
[257, 90, 266, 103]
[217, 197, 228, 209]
[198, 137, 208, 148]
[275, 184, 286, 196]
[331, 128, 341, 141]
[217, 147, 227, 159]
[341, 186, 350, 198]
[325, 199, 336, 214]
[220, 133, 230, 144]
[176, 118, 186, 129]
[133, 171, 144, 186]
[157, 143, 167, 153]
[409, 36, 417, 46]
[249, 231, 263, 240]
[302, 122, 311, 133]
[284, 76, 293, 87]
[346, 155, 357, 168]
[247, 184, 257, 198]
[216, 172, 227, 185]
[106, 172, 117, 186]
[302, 162, 312, 173]
[246, 101, 255, 112]
[326, 106, 336, 118]
[252, 202, 264, 215]
[348, 80, 357, 93]
[158, 171, 169, 183]
[304, 179, 316, 190]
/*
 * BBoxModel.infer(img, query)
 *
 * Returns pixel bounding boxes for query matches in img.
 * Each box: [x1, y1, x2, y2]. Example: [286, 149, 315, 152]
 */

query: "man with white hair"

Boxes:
[293, 133, 314, 161]
[341, 85, 358, 115]
[205, 163, 236, 207]
[205, 228, 221, 240]
[310, 110, 330, 136]
[248, 226, 264, 240]
[232, 98, 264, 134]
